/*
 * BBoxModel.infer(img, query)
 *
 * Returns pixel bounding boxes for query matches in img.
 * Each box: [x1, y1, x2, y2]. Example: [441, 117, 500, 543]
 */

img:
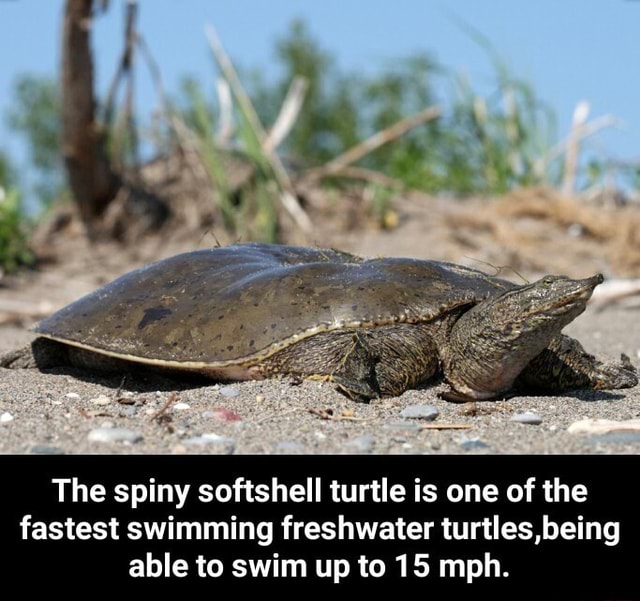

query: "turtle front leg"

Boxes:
[262, 324, 440, 400]
[329, 332, 381, 401]
[517, 335, 638, 392]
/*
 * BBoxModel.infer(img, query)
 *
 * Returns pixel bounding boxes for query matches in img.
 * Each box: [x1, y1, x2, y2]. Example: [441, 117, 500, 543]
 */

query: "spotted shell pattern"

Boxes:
[35, 243, 512, 368]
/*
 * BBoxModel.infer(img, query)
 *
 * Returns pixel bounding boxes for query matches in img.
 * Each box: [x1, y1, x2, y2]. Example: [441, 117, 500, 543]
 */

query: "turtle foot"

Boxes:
[592, 354, 638, 390]
[0, 345, 38, 369]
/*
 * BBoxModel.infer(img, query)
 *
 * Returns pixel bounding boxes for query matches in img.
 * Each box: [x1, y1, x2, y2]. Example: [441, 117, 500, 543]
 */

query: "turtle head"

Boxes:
[441, 273, 603, 400]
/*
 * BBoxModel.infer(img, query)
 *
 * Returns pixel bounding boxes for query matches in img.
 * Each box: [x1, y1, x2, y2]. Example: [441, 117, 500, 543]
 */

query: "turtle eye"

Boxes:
[542, 276, 554, 286]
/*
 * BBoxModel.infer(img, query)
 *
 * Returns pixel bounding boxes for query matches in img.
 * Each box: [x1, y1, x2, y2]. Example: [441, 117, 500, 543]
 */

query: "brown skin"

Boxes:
[261, 273, 637, 400]
[1, 273, 637, 401]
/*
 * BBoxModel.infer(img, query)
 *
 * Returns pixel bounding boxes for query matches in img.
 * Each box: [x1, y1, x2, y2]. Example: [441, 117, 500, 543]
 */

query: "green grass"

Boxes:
[0, 187, 35, 274]
[2, 18, 635, 260]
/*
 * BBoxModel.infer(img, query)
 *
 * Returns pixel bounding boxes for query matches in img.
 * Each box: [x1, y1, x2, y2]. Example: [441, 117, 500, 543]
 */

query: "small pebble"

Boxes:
[219, 386, 240, 398]
[400, 405, 439, 421]
[87, 427, 143, 444]
[65, 393, 80, 399]
[30, 445, 64, 455]
[184, 433, 235, 448]
[345, 434, 375, 453]
[119, 406, 138, 418]
[276, 441, 304, 453]
[215, 408, 242, 422]
[315, 430, 327, 440]
[510, 412, 543, 425]
[256, 395, 265, 403]
[567, 223, 583, 237]
[0, 412, 14, 423]
[460, 437, 489, 451]
[173, 402, 190, 411]
[90, 395, 111, 406]
[383, 420, 422, 432]
[100, 420, 115, 429]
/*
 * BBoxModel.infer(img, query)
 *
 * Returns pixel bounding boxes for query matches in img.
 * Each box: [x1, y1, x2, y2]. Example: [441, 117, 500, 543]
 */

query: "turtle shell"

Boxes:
[35, 243, 512, 368]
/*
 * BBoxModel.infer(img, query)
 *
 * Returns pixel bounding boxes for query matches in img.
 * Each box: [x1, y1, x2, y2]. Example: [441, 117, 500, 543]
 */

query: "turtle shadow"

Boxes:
[556, 389, 628, 402]
[414, 378, 628, 403]
[40, 366, 216, 394]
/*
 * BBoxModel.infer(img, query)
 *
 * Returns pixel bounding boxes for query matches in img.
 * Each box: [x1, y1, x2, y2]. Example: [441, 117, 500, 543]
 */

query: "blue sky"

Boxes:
[1, 0, 639, 194]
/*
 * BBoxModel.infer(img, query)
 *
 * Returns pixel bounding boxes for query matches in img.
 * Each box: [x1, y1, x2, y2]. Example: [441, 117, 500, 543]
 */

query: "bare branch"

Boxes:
[304, 105, 442, 182]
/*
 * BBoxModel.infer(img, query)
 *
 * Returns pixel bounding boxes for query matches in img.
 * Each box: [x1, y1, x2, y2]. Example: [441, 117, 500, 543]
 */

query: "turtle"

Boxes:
[1, 242, 637, 401]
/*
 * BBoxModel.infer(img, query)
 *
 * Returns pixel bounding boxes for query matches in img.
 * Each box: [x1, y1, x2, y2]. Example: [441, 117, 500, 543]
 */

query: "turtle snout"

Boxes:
[590, 273, 604, 286]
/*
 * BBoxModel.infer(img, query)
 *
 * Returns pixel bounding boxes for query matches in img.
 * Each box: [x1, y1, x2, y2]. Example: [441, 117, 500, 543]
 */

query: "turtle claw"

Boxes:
[332, 375, 379, 402]
[439, 387, 517, 403]
[439, 389, 478, 403]
[592, 354, 638, 390]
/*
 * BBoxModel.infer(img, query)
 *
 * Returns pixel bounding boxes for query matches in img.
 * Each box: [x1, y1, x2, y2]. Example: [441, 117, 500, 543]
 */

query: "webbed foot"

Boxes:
[591, 353, 638, 390]
[0, 345, 39, 369]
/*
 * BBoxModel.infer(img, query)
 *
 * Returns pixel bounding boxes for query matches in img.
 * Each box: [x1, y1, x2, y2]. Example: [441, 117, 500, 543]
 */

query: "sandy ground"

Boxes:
[1, 194, 639, 455]
[1, 279, 639, 456]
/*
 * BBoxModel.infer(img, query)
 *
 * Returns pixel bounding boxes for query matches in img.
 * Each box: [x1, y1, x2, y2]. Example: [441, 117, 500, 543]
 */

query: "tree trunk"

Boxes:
[61, 0, 118, 236]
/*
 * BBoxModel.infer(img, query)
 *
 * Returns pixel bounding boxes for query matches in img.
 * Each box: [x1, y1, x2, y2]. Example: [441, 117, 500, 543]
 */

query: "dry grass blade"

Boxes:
[149, 392, 179, 421]
[305, 105, 442, 182]
[559, 101, 620, 196]
[264, 76, 308, 152]
[420, 423, 473, 430]
[305, 165, 406, 190]
[205, 24, 312, 232]
[215, 78, 234, 144]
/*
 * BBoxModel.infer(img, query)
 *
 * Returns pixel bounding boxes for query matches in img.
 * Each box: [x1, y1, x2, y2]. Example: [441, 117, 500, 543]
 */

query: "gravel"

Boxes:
[510, 412, 543, 425]
[0, 303, 638, 455]
[219, 386, 240, 398]
[400, 405, 439, 420]
[345, 435, 376, 453]
[459, 438, 490, 451]
[87, 427, 144, 444]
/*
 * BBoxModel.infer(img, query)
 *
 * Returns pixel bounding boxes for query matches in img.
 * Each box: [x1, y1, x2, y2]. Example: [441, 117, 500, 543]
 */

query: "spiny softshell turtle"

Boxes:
[1, 243, 637, 401]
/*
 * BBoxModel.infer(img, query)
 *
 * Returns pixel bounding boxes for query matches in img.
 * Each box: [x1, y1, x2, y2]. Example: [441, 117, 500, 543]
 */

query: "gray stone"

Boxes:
[183, 433, 235, 452]
[30, 445, 65, 455]
[510, 412, 543, 425]
[460, 438, 489, 451]
[345, 434, 376, 453]
[87, 427, 143, 444]
[219, 386, 240, 398]
[400, 405, 439, 420]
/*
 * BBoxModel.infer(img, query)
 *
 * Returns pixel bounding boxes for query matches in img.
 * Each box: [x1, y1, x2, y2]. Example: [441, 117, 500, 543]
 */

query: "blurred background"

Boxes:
[1, 0, 640, 323]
